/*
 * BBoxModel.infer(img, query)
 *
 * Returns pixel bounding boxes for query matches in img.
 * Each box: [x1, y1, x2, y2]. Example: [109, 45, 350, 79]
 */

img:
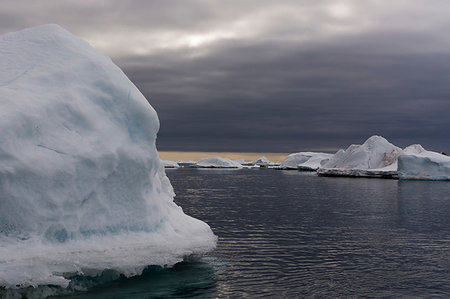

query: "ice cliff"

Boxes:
[0, 24, 216, 290]
[398, 145, 450, 180]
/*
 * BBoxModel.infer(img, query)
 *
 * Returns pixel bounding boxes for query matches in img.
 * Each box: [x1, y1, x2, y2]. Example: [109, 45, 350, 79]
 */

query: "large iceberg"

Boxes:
[195, 157, 243, 168]
[398, 145, 450, 180]
[0, 24, 216, 290]
[280, 152, 332, 170]
[317, 136, 401, 178]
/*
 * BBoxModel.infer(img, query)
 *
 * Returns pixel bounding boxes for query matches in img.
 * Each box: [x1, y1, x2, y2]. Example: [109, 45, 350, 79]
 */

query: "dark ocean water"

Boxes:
[55, 168, 450, 298]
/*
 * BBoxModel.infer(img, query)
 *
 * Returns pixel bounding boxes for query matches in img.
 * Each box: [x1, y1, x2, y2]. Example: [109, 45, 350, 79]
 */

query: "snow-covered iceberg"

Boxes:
[195, 157, 243, 168]
[280, 152, 332, 170]
[0, 24, 216, 291]
[318, 136, 401, 178]
[161, 159, 180, 168]
[398, 145, 450, 180]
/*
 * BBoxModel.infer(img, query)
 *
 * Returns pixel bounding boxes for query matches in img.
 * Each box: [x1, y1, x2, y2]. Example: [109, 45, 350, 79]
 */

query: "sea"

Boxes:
[52, 166, 450, 298]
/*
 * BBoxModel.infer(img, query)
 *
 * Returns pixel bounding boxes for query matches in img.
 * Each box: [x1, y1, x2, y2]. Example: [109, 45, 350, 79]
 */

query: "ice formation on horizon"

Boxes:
[195, 157, 243, 168]
[253, 156, 270, 165]
[0, 24, 216, 290]
[161, 159, 181, 168]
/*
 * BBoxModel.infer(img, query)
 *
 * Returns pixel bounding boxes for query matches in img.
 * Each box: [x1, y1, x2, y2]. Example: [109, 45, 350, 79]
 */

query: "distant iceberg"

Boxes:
[315, 136, 450, 180]
[177, 160, 197, 167]
[253, 156, 270, 166]
[161, 159, 181, 168]
[0, 24, 216, 290]
[317, 136, 401, 178]
[195, 157, 243, 168]
[280, 152, 332, 170]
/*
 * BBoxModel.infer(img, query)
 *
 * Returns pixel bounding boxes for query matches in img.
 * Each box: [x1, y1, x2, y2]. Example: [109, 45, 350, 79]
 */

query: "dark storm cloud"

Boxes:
[120, 32, 450, 152]
[1, 1, 450, 152]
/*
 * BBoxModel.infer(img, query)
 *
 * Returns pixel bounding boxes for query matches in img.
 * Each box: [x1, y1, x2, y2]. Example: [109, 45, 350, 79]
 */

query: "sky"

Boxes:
[1, 0, 449, 153]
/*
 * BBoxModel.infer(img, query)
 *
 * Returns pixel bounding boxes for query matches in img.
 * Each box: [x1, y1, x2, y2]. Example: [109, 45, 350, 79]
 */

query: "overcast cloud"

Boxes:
[1, 0, 449, 152]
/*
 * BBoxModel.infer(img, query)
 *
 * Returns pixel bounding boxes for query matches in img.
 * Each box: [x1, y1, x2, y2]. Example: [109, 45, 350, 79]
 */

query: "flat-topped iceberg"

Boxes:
[280, 152, 332, 170]
[398, 145, 450, 180]
[318, 136, 401, 178]
[177, 160, 196, 167]
[0, 24, 216, 291]
[195, 157, 243, 168]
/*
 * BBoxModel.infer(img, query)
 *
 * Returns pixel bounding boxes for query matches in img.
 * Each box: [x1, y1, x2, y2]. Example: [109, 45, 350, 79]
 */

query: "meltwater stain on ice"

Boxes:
[0, 24, 216, 294]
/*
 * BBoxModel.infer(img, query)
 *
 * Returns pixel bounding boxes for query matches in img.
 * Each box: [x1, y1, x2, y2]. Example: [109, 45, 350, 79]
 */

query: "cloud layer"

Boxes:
[1, 1, 449, 152]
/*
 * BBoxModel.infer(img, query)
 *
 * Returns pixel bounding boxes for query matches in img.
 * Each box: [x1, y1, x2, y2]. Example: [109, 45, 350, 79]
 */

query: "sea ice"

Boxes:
[0, 24, 216, 290]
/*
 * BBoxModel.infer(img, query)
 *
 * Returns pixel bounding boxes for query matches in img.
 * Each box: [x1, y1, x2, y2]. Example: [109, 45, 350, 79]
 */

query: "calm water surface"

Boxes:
[58, 168, 450, 298]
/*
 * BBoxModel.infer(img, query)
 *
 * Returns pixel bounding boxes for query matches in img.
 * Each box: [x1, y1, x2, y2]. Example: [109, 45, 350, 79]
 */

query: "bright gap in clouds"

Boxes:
[328, 2, 353, 18]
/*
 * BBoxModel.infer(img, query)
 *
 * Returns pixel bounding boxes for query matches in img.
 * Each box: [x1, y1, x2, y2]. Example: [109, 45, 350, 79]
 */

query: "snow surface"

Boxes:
[0, 24, 216, 290]
[398, 147, 450, 180]
[161, 159, 180, 168]
[318, 136, 401, 178]
[280, 152, 332, 170]
[195, 157, 243, 168]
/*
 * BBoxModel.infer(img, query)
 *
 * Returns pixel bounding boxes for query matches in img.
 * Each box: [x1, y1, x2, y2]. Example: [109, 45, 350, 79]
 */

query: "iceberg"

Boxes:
[177, 160, 196, 167]
[297, 153, 334, 171]
[253, 156, 270, 166]
[318, 136, 401, 178]
[398, 146, 450, 180]
[280, 152, 332, 170]
[161, 159, 181, 168]
[195, 157, 243, 168]
[0, 24, 216, 291]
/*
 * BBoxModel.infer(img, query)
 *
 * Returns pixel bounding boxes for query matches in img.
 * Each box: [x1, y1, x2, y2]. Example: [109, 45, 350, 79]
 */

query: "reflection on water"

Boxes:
[49, 169, 450, 297]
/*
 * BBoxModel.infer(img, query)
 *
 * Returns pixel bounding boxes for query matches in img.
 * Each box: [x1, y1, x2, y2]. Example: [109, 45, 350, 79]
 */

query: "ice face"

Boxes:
[398, 149, 450, 180]
[0, 24, 216, 289]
